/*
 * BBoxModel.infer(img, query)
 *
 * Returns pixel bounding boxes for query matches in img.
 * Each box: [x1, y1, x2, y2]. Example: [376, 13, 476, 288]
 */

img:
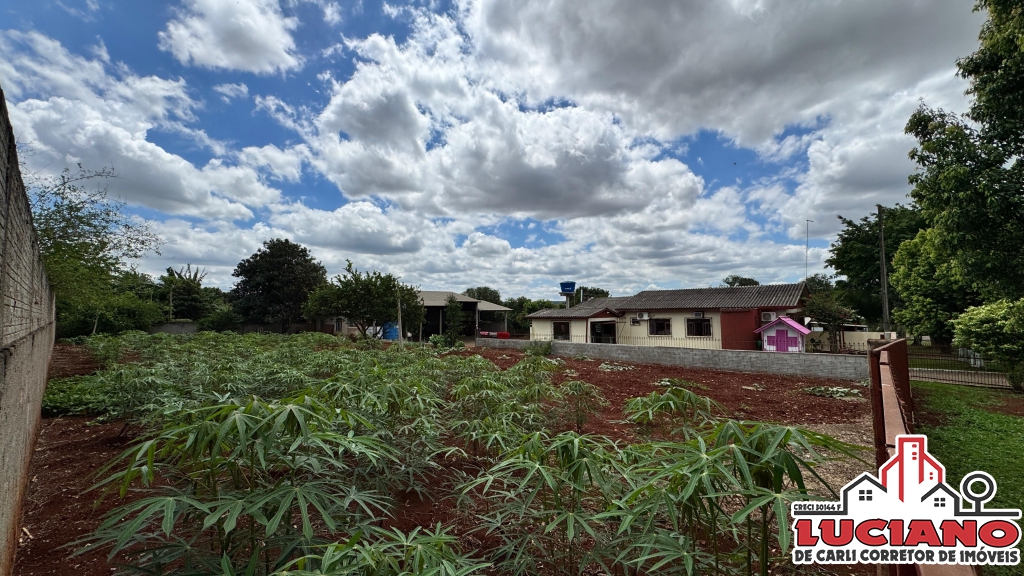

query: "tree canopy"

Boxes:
[303, 261, 424, 339]
[231, 239, 327, 329]
[804, 273, 835, 296]
[805, 291, 857, 352]
[156, 264, 220, 321]
[572, 286, 610, 305]
[891, 229, 981, 344]
[888, 1, 1024, 344]
[721, 275, 759, 287]
[503, 296, 559, 334]
[953, 299, 1024, 390]
[463, 286, 502, 304]
[902, 0, 1024, 301]
[26, 165, 162, 336]
[825, 205, 926, 325]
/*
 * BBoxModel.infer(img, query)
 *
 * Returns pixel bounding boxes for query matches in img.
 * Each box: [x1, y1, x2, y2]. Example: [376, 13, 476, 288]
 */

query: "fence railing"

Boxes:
[868, 341, 976, 576]
[907, 344, 1009, 388]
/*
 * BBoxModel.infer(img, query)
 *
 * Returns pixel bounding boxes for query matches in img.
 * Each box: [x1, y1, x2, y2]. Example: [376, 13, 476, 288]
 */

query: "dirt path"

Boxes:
[13, 417, 137, 576]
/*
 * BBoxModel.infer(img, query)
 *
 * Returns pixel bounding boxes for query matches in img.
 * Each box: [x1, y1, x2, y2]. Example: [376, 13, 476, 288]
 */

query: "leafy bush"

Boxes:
[41, 377, 110, 416]
[560, 379, 608, 433]
[953, 298, 1024, 390]
[196, 305, 242, 332]
[523, 340, 552, 357]
[803, 386, 861, 398]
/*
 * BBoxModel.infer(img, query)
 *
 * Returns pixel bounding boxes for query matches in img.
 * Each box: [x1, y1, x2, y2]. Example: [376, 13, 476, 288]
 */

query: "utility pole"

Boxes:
[805, 220, 814, 281]
[877, 204, 891, 337]
[396, 290, 403, 347]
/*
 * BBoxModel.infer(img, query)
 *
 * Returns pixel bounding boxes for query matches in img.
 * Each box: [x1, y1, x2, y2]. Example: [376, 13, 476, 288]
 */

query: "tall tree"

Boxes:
[463, 286, 502, 304]
[231, 239, 327, 330]
[157, 264, 216, 321]
[903, 0, 1024, 301]
[26, 165, 162, 335]
[572, 286, 610, 305]
[825, 204, 926, 325]
[721, 275, 760, 287]
[890, 229, 981, 344]
[502, 296, 560, 334]
[443, 294, 467, 347]
[804, 273, 835, 296]
[303, 261, 424, 339]
[805, 291, 857, 352]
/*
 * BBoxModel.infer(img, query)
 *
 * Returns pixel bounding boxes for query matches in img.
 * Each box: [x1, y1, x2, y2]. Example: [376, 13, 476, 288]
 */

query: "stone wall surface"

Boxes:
[0, 85, 55, 576]
[475, 338, 867, 380]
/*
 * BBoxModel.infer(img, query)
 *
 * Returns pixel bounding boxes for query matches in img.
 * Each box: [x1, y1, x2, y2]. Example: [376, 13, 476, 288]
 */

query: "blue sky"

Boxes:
[0, 0, 983, 296]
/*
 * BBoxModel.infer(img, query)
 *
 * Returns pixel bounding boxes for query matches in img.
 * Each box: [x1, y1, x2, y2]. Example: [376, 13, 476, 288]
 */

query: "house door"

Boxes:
[766, 329, 799, 352]
[590, 322, 616, 344]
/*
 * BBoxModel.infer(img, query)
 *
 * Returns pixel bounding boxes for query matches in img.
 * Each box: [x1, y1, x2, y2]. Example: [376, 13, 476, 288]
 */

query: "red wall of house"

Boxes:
[720, 309, 760, 350]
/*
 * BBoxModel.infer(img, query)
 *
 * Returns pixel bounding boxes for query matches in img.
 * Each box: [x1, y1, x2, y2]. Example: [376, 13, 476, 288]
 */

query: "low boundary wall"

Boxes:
[476, 338, 867, 380]
[0, 85, 55, 576]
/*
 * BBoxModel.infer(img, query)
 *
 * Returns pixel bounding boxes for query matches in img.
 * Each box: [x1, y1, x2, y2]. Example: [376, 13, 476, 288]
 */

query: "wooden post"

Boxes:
[396, 291, 403, 347]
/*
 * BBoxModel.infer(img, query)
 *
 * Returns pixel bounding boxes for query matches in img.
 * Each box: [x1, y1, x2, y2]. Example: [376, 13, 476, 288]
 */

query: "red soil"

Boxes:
[15, 344, 871, 576]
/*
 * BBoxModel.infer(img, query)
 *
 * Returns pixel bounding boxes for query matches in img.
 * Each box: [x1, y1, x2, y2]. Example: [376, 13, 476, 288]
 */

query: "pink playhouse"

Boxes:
[755, 316, 811, 353]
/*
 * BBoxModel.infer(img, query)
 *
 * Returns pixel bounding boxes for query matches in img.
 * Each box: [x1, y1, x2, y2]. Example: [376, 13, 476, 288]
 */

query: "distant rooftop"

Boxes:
[418, 290, 511, 311]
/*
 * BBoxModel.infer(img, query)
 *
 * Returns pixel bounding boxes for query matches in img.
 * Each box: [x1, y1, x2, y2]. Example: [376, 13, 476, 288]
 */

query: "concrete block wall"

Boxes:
[475, 338, 868, 380]
[0, 85, 55, 576]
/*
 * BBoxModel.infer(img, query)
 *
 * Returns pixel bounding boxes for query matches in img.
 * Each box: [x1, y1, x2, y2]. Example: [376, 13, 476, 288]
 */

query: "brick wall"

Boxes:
[0, 85, 55, 576]
[475, 338, 868, 380]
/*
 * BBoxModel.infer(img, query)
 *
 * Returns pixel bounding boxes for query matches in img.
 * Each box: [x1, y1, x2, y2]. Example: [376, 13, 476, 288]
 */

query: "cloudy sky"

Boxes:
[0, 0, 983, 297]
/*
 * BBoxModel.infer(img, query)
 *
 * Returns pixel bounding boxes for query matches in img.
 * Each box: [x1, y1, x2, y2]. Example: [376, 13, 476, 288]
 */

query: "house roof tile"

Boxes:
[526, 297, 629, 319]
[615, 283, 806, 311]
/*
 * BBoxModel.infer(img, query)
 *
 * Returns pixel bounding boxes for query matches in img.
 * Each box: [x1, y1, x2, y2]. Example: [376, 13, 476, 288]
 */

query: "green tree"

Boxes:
[953, 299, 1024, 390]
[230, 239, 327, 330]
[572, 285, 610, 305]
[463, 286, 502, 304]
[303, 261, 424, 339]
[156, 264, 216, 321]
[721, 275, 759, 287]
[443, 294, 467, 347]
[26, 166, 162, 336]
[804, 273, 834, 296]
[805, 291, 856, 352]
[503, 296, 559, 334]
[890, 229, 981, 344]
[826, 205, 926, 324]
[903, 1, 1024, 301]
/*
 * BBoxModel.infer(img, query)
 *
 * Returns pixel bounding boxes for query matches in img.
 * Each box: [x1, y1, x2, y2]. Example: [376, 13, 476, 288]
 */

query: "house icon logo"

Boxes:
[790, 434, 1021, 567]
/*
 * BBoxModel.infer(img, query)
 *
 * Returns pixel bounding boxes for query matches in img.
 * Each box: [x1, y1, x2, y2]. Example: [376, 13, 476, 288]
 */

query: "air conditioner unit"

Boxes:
[761, 312, 778, 322]
[636, 312, 650, 320]
[693, 311, 705, 318]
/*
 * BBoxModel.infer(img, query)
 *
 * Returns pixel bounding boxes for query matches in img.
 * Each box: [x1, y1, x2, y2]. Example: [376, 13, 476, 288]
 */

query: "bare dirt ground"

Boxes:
[15, 344, 873, 576]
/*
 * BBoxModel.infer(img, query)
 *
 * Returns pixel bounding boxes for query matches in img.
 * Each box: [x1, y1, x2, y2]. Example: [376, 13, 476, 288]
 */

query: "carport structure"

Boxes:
[418, 291, 511, 341]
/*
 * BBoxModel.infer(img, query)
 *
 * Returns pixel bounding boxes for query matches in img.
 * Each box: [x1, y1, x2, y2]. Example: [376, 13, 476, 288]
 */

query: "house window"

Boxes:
[858, 489, 873, 502]
[553, 321, 570, 341]
[649, 318, 672, 336]
[335, 318, 344, 332]
[934, 497, 946, 508]
[686, 318, 712, 337]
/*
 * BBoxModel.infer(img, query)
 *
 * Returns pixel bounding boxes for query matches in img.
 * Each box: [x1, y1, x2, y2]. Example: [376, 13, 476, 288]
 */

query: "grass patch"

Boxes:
[914, 380, 1024, 576]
